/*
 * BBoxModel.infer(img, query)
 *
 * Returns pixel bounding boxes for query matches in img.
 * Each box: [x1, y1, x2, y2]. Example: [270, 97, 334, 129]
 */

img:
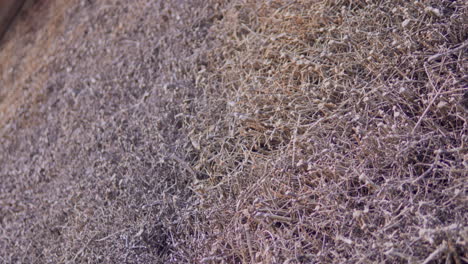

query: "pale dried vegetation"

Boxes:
[184, 0, 467, 263]
[0, 0, 467, 263]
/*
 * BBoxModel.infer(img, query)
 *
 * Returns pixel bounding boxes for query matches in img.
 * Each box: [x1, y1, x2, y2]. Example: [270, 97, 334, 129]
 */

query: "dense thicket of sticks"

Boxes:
[0, 0, 466, 263]
[186, 1, 467, 263]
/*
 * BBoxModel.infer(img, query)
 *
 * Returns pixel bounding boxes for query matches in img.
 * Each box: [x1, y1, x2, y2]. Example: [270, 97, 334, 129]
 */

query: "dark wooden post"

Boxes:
[0, 0, 27, 41]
